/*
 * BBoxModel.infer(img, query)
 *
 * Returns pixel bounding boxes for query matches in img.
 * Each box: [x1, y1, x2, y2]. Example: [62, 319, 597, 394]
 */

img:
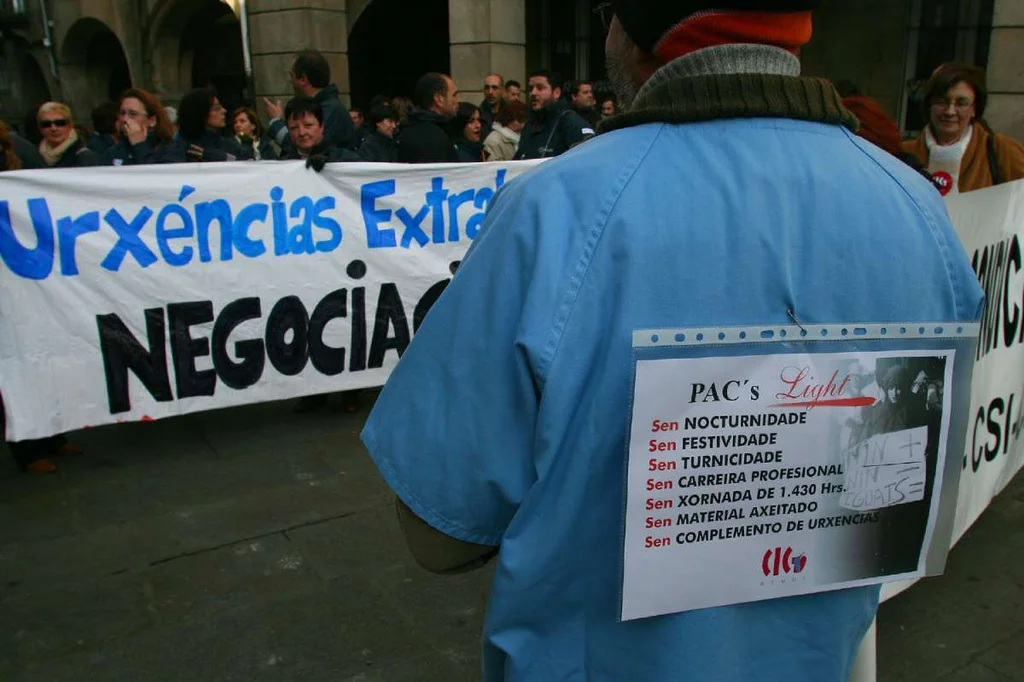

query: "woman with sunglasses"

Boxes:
[177, 86, 248, 162]
[105, 88, 180, 165]
[36, 102, 100, 168]
[901, 63, 1024, 196]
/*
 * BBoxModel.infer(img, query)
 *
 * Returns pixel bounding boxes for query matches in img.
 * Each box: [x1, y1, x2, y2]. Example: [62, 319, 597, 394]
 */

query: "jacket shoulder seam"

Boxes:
[535, 127, 666, 390]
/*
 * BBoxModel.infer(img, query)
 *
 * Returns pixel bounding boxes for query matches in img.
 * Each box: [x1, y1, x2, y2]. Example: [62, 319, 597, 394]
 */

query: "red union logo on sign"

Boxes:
[762, 547, 808, 576]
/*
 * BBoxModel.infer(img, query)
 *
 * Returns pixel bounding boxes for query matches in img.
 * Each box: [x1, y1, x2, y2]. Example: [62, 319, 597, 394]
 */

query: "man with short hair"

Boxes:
[397, 72, 460, 163]
[280, 96, 357, 167]
[514, 69, 595, 159]
[569, 80, 600, 127]
[350, 106, 371, 147]
[479, 73, 506, 140]
[505, 80, 522, 103]
[263, 50, 357, 154]
[362, 1, 983, 680]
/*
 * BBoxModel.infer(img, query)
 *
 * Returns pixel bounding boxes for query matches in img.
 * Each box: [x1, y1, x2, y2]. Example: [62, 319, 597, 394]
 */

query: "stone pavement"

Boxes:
[0, 396, 1021, 681]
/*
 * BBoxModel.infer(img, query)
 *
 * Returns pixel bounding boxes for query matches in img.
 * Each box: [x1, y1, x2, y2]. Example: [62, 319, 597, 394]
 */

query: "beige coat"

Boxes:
[483, 124, 520, 162]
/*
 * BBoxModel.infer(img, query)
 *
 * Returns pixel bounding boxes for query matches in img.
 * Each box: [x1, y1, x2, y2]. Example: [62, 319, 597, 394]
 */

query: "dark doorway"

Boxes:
[349, 0, 450, 109]
[185, 1, 245, 111]
[60, 18, 133, 114]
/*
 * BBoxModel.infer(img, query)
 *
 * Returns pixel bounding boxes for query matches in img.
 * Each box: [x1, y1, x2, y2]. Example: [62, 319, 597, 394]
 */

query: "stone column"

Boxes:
[987, 0, 1024, 141]
[449, 0, 526, 105]
[246, 0, 351, 117]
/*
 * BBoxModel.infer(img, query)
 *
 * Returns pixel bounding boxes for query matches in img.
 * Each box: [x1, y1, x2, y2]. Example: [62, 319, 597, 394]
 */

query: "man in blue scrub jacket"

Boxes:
[362, 2, 984, 680]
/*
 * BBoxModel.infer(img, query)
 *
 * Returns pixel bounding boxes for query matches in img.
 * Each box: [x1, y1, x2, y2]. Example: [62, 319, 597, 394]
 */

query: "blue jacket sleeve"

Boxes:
[361, 184, 556, 546]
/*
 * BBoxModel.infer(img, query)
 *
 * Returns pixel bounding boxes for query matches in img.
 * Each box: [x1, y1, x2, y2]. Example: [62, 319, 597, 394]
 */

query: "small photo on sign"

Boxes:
[836, 356, 947, 512]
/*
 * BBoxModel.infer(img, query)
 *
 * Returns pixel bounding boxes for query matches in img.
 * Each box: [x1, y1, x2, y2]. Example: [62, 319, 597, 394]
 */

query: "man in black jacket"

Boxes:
[264, 50, 357, 154]
[478, 73, 506, 140]
[280, 97, 359, 168]
[398, 73, 460, 163]
[515, 70, 595, 160]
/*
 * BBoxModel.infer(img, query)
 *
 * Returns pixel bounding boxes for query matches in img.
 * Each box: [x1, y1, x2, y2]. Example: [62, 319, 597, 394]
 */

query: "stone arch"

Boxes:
[148, 0, 244, 110]
[348, 0, 450, 108]
[59, 18, 132, 116]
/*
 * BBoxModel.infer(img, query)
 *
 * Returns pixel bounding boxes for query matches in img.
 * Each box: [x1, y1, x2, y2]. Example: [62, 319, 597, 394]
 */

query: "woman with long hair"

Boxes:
[36, 102, 100, 168]
[452, 102, 485, 162]
[178, 86, 245, 162]
[902, 63, 1024, 195]
[104, 88, 181, 165]
[0, 120, 23, 172]
[231, 106, 278, 160]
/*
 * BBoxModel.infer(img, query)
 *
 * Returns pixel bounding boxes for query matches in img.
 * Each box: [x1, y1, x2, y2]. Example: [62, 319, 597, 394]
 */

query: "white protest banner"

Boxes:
[620, 324, 977, 621]
[946, 179, 1024, 541]
[0, 160, 542, 440]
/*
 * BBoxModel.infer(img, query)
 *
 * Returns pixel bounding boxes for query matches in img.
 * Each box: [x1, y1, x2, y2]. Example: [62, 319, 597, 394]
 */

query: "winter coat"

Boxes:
[397, 109, 457, 163]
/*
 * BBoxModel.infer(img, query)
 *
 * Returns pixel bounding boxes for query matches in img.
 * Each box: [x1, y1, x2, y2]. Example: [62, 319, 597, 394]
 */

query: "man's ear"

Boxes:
[553, 87, 562, 101]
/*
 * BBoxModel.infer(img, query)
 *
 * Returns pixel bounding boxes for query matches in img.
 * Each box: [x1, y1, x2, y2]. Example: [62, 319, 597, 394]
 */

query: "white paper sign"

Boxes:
[621, 330, 971, 622]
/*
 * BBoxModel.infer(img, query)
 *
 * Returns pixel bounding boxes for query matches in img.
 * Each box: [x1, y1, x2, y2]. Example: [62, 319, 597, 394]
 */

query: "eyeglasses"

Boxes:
[932, 98, 974, 111]
[594, 2, 614, 31]
[120, 109, 146, 118]
[39, 119, 69, 129]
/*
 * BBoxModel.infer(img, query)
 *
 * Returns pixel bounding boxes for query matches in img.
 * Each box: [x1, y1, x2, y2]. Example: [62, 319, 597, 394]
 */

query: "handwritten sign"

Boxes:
[840, 427, 928, 511]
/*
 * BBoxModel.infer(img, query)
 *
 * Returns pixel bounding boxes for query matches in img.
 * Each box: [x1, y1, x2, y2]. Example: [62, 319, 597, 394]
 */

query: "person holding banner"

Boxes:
[361, 2, 984, 681]
[279, 97, 360, 170]
[104, 89, 181, 166]
[36, 102, 100, 168]
[901, 63, 1024, 196]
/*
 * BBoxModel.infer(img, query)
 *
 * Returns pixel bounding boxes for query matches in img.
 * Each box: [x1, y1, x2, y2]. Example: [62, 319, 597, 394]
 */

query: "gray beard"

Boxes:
[605, 39, 638, 112]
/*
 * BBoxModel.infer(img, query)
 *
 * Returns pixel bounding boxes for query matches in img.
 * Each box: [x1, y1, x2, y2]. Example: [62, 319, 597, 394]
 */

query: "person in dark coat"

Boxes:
[398, 72, 460, 163]
[104, 88, 182, 165]
[177, 87, 245, 162]
[87, 101, 119, 156]
[263, 50, 357, 154]
[8, 129, 45, 169]
[278, 96, 360, 167]
[515, 70, 595, 160]
[357, 103, 399, 162]
[35, 102, 100, 168]
[452, 102, 485, 162]
[231, 106, 278, 160]
[478, 73, 506, 140]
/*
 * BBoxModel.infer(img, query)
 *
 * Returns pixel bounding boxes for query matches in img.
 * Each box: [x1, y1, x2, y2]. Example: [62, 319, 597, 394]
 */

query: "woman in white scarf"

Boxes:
[37, 102, 100, 168]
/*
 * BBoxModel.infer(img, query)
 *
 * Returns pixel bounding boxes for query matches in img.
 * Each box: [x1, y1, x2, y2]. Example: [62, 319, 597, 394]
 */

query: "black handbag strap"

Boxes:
[981, 121, 1003, 186]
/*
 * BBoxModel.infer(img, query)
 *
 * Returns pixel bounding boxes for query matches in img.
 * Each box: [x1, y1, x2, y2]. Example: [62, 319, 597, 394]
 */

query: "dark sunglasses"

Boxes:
[593, 2, 614, 31]
[39, 119, 70, 129]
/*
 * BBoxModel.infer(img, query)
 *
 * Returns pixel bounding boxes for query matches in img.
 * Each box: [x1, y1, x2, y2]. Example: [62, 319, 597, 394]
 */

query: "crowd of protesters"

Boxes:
[0, 50, 615, 177]
[1, 48, 1023, 474]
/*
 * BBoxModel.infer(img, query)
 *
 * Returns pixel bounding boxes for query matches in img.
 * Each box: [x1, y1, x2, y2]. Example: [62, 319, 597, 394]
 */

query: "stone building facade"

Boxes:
[0, 0, 1020, 141]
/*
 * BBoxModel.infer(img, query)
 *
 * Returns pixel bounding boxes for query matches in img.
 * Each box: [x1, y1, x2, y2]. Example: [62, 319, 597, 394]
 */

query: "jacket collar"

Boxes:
[600, 44, 858, 134]
[530, 99, 569, 126]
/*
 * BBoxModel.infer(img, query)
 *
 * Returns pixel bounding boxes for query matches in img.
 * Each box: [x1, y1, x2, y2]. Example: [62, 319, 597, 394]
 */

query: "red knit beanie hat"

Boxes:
[611, 1, 819, 64]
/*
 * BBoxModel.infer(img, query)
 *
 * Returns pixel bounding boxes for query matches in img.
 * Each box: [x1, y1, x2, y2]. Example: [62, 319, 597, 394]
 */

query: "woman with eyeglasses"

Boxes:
[178, 86, 247, 162]
[36, 102, 100, 168]
[902, 63, 1024, 196]
[105, 88, 181, 165]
